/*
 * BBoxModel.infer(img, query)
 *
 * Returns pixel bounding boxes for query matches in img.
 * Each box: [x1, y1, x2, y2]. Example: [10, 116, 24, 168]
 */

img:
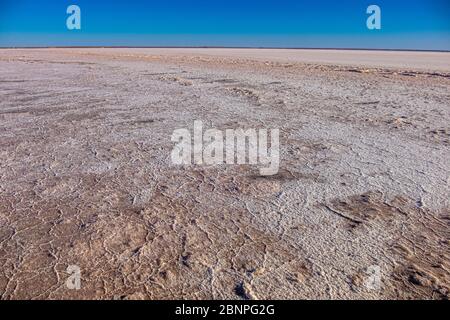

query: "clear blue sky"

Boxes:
[0, 0, 449, 50]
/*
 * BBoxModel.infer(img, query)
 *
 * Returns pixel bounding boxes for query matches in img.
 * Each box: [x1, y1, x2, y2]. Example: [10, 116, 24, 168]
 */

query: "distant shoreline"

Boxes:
[1, 46, 449, 53]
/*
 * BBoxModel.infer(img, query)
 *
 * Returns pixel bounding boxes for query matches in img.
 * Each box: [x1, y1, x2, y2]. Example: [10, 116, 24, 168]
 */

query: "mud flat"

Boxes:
[0, 48, 449, 299]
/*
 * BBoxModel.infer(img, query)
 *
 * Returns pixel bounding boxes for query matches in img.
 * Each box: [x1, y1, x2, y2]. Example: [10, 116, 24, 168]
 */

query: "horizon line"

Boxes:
[1, 46, 449, 53]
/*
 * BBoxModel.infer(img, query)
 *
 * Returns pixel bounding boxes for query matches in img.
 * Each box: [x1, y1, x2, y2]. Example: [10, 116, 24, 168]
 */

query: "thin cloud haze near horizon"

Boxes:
[0, 0, 449, 50]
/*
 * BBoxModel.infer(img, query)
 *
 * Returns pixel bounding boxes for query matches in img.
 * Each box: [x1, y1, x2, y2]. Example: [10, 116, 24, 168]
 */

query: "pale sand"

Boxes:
[0, 48, 448, 299]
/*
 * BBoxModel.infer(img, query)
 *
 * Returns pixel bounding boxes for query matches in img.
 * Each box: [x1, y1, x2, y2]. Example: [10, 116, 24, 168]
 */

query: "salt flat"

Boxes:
[78, 47, 450, 71]
[0, 48, 449, 299]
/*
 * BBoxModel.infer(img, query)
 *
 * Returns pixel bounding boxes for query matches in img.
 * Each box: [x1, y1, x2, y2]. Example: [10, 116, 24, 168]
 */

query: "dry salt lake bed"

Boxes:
[0, 48, 449, 299]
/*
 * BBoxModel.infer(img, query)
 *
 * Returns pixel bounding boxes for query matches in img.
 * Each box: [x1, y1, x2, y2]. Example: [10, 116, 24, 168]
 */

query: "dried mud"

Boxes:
[0, 49, 449, 299]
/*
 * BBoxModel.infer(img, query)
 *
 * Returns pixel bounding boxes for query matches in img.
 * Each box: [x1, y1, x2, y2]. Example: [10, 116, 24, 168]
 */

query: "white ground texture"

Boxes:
[0, 48, 449, 300]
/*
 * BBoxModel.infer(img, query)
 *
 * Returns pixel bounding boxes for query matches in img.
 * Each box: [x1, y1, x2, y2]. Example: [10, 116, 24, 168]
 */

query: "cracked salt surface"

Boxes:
[0, 48, 448, 299]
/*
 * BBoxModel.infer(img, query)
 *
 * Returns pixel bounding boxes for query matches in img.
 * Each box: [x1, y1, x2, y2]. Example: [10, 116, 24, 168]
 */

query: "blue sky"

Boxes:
[0, 0, 449, 50]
